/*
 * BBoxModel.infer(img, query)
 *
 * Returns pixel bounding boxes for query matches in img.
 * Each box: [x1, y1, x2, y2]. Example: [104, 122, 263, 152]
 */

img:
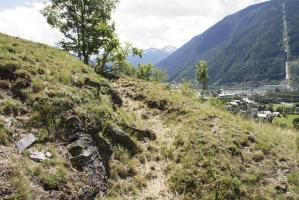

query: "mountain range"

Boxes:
[157, 0, 299, 86]
[127, 46, 176, 66]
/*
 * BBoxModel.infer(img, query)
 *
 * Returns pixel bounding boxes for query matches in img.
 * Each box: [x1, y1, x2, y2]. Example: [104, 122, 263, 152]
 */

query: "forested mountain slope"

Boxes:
[157, 0, 299, 85]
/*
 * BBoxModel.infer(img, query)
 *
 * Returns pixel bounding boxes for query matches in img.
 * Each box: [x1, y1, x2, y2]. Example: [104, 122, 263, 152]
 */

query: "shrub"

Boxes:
[287, 170, 299, 194]
[0, 123, 12, 145]
[37, 129, 50, 143]
[0, 99, 23, 116]
[32, 78, 44, 93]
[180, 81, 195, 97]
[255, 142, 272, 154]
[287, 170, 299, 186]
[15, 69, 31, 81]
[33, 153, 67, 190]
[32, 96, 74, 137]
[12, 78, 30, 100]
[0, 61, 21, 80]
[34, 165, 67, 190]
[292, 117, 299, 129]
[161, 146, 174, 160]
[208, 97, 225, 109]
[113, 145, 130, 163]
[9, 169, 34, 199]
[0, 80, 11, 90]
[135, 64, 167, 82]
[57, 71, 71, 84]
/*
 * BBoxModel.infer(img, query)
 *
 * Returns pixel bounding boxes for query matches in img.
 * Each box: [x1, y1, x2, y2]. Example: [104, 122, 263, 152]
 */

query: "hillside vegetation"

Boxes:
[110, 77, 299, 199]
[0, 33, 143, 199]
[157, 0, 299, 86]
[0, 33, 298, 200]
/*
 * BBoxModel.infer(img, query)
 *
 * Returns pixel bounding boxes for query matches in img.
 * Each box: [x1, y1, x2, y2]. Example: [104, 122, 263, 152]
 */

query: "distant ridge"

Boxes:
[157, 0, 299, 86]
[128, 45, 176, 66]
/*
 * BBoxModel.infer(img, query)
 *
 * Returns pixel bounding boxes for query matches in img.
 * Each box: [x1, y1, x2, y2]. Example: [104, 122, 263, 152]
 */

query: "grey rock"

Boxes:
[64, 114, 111, 198]
[147, 99, 168, 110]
[67, 137, 91, 156]
[16, 134, 36, 152]
[91, 132, 112, 159]
[84, 78, 122, 107]
[106, 125, 138, 152]
[108, 88, 123, 107]
[128, 125, 156, 141]
[70, 147, 96, 171]
[64, 116, 85, 141]
[275, 182, 288, 192]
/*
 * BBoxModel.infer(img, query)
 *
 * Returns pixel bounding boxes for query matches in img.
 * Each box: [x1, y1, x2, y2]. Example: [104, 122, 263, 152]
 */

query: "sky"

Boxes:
[0, 0, 267, 49]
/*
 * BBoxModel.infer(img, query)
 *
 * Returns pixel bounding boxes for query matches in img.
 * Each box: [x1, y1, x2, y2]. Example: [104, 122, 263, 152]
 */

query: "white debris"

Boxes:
[30, 151, 52, 162]
[16, 134, 37, 152]
[45, 151, 52, 158]
[30, 151, 47, 161]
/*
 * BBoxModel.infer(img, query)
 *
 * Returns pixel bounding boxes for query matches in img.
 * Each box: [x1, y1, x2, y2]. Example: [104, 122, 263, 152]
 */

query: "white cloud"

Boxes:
[0, 2, 63, 46]
[113, 0, 267, 49]
[0, 0, 267, 49]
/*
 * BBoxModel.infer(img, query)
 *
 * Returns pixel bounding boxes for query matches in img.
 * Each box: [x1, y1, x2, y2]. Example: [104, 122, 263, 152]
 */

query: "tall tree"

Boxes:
[196, 60, 209, 90]
[42, 0, 119, 64]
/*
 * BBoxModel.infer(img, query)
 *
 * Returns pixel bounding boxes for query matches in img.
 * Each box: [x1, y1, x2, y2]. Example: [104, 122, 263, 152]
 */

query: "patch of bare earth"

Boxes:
[113, 78, 178, 200]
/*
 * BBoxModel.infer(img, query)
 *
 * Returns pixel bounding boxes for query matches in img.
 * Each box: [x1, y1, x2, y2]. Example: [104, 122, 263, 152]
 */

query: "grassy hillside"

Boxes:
[0, 33, 141, 199]
[0, 33, 298, 199]
[158, 0, 299, 86]
[110, 77, 299, 199]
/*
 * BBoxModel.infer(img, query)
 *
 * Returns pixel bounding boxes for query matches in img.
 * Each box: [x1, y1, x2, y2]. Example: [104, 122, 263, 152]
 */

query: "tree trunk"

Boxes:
[203, 82, 208, 91]
[83, 54, 89, 65]
[80, 1, 88, 64]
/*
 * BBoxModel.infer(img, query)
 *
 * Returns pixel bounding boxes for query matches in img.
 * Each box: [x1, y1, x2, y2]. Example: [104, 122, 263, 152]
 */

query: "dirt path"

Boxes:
[113, 79, 177, 200]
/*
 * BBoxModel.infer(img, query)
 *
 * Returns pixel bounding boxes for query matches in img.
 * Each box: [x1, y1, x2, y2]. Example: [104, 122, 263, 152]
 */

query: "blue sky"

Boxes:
[0, 0, 266, 49]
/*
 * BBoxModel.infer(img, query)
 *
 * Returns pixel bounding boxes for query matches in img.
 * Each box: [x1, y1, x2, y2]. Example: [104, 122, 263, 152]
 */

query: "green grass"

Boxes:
[0, 33, 120, 139]
[0, 98, 24, 116]
[288, 170, 299, 194]
[0, 33, 139, 197]
[119, 76, 299, 199]
[9, 169, 34, 200]
[272, 103, 294, 111]
[33, 164, 67, 190]
[0, 122, 12, 145]
[273, 114, 299, 128]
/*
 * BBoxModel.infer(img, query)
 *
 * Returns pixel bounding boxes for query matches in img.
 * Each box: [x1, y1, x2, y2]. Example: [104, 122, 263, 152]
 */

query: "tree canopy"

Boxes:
[196, 60, 208, 90]
[42, 0, 119, 65]
[136, 64, 167, 82]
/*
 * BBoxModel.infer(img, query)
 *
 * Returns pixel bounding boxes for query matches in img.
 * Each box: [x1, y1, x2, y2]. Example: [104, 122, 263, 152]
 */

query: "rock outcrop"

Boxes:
[84, 78, 123, 107]
[106, 125, 138, 152]
[126, 125, 157, 141]
[65, 116, 111, 199]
